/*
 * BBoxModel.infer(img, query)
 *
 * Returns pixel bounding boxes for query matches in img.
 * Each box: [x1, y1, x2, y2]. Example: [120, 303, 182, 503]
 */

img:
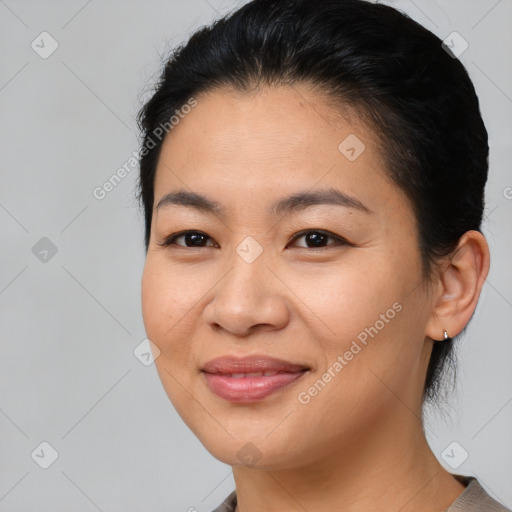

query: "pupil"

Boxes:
[188, 233, 207, 246]
[307, 232, 327, 247]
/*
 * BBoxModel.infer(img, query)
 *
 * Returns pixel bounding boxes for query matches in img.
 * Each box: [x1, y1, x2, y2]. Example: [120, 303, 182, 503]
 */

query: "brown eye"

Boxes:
[289, 230, 349, 249]
[157, 231, 217, 248]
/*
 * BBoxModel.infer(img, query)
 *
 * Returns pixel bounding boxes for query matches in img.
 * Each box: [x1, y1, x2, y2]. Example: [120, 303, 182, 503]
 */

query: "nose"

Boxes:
[202, 247, 290, 337]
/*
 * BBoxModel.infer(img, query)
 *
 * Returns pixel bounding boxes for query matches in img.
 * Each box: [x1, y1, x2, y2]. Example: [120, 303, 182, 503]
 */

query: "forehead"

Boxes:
[160, 85, 375, 162]
[153, 85, 404, 218]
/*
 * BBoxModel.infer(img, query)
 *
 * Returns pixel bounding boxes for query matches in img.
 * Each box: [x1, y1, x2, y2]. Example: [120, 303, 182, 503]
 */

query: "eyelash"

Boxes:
[156, 229, 350, 250]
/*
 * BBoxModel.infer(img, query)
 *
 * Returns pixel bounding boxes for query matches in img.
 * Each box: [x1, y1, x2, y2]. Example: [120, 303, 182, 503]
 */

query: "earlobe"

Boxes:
[425, 230, 490, 341]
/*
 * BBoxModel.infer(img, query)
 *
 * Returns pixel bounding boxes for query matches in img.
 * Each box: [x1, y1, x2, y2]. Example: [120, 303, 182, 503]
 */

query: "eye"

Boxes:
[288, 229, 349, 249]
[156, 229, 349, 250]
[157, 230, 218, 248]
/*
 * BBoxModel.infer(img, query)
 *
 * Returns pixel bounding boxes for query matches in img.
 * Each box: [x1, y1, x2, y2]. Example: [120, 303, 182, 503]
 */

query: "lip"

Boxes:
[202, 355, 309, 374]
[201, 355, 310, 403]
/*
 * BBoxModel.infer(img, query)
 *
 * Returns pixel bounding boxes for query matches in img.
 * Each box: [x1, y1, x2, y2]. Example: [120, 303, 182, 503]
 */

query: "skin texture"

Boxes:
[141, 85, 490, 512]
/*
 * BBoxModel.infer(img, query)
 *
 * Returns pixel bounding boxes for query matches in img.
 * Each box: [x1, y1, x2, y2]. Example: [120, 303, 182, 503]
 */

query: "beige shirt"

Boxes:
[210, 475, 511, 512]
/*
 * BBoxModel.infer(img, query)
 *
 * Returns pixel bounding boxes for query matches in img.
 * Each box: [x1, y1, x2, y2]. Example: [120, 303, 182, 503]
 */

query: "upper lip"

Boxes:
[201, 355, 309, 374]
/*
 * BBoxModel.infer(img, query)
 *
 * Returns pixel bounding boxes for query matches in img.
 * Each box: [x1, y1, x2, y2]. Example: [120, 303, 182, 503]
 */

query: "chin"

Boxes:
[191, 425, 319, 471]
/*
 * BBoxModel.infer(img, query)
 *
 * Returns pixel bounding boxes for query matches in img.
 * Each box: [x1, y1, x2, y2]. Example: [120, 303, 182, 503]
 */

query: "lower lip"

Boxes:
[202, 371, 307, 402]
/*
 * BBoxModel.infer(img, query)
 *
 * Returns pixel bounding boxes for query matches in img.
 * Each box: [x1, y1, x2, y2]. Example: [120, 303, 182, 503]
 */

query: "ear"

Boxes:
[425, 230, 490, 341]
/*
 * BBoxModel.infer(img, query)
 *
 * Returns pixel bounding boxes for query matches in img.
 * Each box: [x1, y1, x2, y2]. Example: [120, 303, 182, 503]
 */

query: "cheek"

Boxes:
[141, 256, 199, 338]
[297, 257, 418, 392]
[290, 281, 411, 447]
[296, 259, 402, 346]
[141, 261, 167, 341]
[141, 258, 201, 409]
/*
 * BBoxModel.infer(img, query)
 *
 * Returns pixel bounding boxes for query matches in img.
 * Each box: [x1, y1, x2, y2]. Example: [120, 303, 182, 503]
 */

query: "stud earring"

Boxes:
[443, 330, 449, 341]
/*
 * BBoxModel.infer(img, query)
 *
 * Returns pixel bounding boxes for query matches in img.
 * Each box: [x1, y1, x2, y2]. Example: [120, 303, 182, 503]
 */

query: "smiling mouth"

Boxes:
[202, 371, 308, 402]
[201, 355, 310, 403]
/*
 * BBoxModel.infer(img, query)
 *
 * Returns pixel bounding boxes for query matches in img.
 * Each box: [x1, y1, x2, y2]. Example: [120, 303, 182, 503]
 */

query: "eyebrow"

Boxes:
[155, 188, 372, 217]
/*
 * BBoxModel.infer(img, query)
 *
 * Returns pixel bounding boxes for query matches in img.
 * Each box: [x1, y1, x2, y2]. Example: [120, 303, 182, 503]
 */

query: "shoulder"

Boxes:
[210, 490, 237, 512]
[446, 476, 511, 512]
[209, 478, 512, 512]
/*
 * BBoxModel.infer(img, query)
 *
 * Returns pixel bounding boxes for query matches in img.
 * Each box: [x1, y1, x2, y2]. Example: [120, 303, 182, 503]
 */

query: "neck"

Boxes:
[232, 407, 465, 512]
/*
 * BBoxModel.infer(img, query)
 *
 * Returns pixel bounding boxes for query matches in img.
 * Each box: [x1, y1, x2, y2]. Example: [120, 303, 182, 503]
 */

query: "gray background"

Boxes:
[0, 0, 511, 510]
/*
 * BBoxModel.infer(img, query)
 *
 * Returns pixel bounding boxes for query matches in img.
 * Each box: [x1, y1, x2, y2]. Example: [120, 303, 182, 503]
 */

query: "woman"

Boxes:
[137, 0, 510, 510]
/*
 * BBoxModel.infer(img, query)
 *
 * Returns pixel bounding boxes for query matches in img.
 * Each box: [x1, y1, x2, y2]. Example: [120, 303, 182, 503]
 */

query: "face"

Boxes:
[141, 85, 436, 470]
